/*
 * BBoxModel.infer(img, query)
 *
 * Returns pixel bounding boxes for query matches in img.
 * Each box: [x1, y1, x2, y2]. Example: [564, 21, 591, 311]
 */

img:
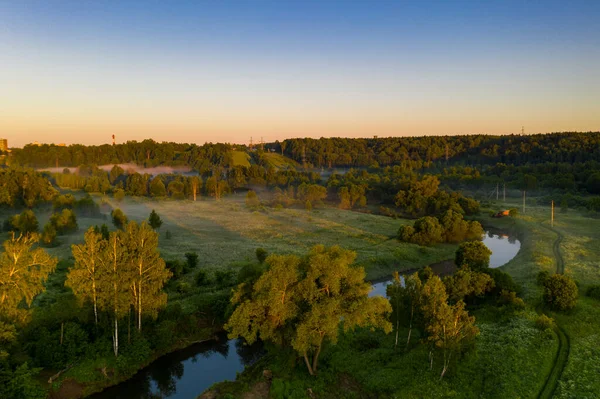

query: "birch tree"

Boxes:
[0, 233, 57, 322]
[67, 227, 107, 325]
[126, 222, 171, 332]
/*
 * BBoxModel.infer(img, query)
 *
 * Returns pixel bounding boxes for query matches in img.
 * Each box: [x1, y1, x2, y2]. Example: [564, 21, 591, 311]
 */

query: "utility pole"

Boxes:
[496, 183, 499, 201]
[523, 190, 526, 213]
[503, 183, 506, 202]
[551, 200, 555, 227]
[521, 126, 525, 135]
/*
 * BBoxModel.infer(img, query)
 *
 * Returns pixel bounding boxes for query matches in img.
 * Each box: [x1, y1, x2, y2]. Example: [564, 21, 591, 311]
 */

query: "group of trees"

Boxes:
[398, 210, 484, 246]
[226, 246, 392, 375]
[66, 222, 172, 356]
[269, 132, 600, 169]
[0, 167, 57, 207]
[3, 208, 79, 246]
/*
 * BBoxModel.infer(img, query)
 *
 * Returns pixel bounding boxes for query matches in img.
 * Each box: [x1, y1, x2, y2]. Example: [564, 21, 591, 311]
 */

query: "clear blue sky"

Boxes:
[1, 1, 598, 146]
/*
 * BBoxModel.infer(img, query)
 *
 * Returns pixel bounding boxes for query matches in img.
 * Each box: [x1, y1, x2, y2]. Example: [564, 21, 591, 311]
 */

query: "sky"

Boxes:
[0, 1, 599, 147]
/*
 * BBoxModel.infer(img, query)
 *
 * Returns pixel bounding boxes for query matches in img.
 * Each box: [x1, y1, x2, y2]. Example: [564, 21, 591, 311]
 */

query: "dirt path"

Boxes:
[536, 223, 569, 399]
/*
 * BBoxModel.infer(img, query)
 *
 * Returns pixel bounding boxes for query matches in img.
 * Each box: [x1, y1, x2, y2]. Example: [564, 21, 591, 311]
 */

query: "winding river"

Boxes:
[91, 230, 520, 399]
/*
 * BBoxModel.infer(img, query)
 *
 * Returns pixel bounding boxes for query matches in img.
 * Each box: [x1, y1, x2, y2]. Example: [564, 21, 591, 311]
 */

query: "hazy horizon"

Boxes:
[1, 1, 599, 147]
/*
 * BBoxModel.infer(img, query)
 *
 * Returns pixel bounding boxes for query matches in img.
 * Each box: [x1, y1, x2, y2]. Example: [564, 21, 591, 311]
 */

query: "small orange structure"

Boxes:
[494, 210, 510, 218]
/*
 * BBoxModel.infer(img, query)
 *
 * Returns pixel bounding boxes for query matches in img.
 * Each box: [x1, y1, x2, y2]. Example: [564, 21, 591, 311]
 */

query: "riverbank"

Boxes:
[48, 322, 221, 398]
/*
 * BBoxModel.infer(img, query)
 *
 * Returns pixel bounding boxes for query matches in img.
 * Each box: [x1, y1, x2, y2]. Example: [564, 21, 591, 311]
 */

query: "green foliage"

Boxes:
[585, 285, 600, 300]
[543, 274, 578, 311]
[443, 267, 495, 303]
[226, 246, 392, 375]
[215, 269, 235, 289]
[537, 270, 550, 286]
[195, 269, 210, 286]
[483, 268, 518, 295]
[509, 208, 519, 217]
[498, 290, 526, 310]
[148, 209, 163, 230]
[399, 212, 483, 246]
[113, 188, 126, 202]
[149, 176, 167, 197]
[111, 208, 128, 230]
[535, 314, 555, 331]
[184, 252, 199, 270]
[53, 194, 76, 211]
[50, 209, 78, 235]
[41, 223, 57, 246]
[0, 361, 46, 399]
[245, 190, 260, 209]
[255, 248, 268, 264]
[455, 241, 492, 271]
[165, 229, 172, 239]
[9, 210, 39, 234]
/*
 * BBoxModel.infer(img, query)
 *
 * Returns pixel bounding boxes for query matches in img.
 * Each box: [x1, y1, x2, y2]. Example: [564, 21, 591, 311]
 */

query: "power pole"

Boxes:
[521, 126, 525, 135]
[522, 190, 526, 213]
[551, 200, 555, 227]
[496, 183, 499, 201]
[503, 183, 506, 202]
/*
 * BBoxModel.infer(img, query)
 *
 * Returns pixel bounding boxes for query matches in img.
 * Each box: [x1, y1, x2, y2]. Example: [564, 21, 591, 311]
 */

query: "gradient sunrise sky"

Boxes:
[1, 1, 598, 147]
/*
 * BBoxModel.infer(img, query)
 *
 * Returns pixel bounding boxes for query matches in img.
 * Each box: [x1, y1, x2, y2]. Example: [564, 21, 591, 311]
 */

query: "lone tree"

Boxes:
[0, 233, 58, 322]
[245, 190, 260, 209]
[455, 241, 492, 271]
[255, 248, 268, 264]
[148, 209, 163, 230]
[9, 210, 39, 234]
[226, 246, 392, 375]
[543, 274, 578, 311]
[111, 208, 128, 230]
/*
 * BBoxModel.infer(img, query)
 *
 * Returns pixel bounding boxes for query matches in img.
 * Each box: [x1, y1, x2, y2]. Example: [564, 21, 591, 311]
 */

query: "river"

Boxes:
[370, 230, 521, 297]
[91, 230, 519, 399]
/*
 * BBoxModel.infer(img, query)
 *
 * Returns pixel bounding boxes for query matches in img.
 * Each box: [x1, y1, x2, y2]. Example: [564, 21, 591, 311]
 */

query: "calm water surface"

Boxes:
[370, 231, 520, 297]
[90, 332, 263, 399]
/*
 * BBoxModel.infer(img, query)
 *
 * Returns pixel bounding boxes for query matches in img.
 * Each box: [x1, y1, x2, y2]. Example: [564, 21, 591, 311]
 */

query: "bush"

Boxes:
[498, 290, 525, 310]
[185, 252, 199, 271]
[215, 269, 235, 289]
[535, 314, 555, 331]
[484, 268, 518, 295]
[166, 260, 185, 279]
[165, 230, 172, 239]
[111, 208, 128, 230]
[9, 210, 39, 234]
[455, 241, 492, 270]
[41, 223, 57, 246]
[585, 285, 600, 300]
[245, 190, 260, 209]
[195, 270, 210, 287]
[509, 208, 519, 217]
[543, 274, 578, 311]
[113, 188, 126, 202]
[255, 248, 268, 264]
[537, 271, 550, 286]
[50, 209, 78, 234]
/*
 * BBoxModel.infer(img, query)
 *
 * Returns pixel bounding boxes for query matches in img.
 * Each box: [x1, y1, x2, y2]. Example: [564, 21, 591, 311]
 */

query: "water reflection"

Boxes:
[370, 230, 520, 298]
[91, 332, 263, 399]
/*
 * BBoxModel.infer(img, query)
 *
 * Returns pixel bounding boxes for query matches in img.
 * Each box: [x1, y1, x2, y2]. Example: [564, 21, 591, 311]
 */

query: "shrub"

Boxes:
[113, 188, 125, 202]
[498, 290, 525, 310]
[215, 269, 234, 288]
[255, 248, 268, 264]
[585, 285, 600, 300]
[535, 314, 555, 331]
[484, 268, 518, 295]
[111, 208, 128, 230]
[185, 252, 199, 271]
[165, 230, 172, 239]
[9, 210, 39, 234]
[50, 209, 78, 234]
[245, 190, 260, 209]
[543, 274, 578, 311]
[195, 270, 210, 287]
[537, 270, 550, 286]
[509, 208, 519, 217]
[41, 223, 57, 246]
[455, 241, 492, 270]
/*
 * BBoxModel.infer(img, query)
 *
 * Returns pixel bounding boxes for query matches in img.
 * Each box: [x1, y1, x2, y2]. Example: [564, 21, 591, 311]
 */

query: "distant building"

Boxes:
[0, 138, 7, 152]
[57, 143, 66, 147]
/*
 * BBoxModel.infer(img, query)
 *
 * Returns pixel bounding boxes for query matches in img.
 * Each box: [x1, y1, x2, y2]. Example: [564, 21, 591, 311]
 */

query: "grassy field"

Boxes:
[231, 150, 251, 168]
[260, 152, 299, 170]
[0, 193, 456, 281]
[482, 200, 600, 399]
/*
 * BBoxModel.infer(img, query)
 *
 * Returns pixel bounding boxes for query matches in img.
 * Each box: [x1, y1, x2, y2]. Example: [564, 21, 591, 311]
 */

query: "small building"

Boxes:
[0, 138, 7, 152]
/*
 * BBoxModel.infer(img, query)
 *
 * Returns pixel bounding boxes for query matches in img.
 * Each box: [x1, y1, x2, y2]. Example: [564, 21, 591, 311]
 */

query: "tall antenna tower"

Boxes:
[112, 134, 115, 146]
[249, 137, 253, 150]
[521, 126, 525, 135]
